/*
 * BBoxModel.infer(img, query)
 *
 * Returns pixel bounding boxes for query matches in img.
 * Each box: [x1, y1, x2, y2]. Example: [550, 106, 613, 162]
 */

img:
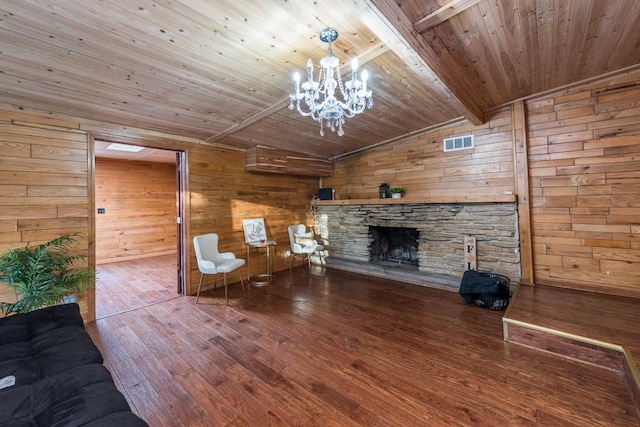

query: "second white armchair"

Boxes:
[287, 224, 324, 273]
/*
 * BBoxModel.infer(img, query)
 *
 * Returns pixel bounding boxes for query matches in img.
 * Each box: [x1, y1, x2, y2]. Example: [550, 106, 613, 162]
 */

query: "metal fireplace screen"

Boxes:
[369, 226, 419, 266]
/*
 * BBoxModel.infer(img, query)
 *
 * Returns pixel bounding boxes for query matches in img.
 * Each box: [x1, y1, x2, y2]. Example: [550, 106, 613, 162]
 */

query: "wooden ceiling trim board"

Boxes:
[484, 63, 640, 114]
[332, 116, 465, 160]
[205, 99, 289, 143]
[205, 43, 390, 144]
[413, 0, 483, 33]
[353, 43, 392, 68]
[85, 124, 204, 146]
[364, 0, 485, 125]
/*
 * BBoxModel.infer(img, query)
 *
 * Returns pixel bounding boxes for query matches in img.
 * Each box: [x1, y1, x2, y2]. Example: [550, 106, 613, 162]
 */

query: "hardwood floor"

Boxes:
[86, 265, 640, 427]
[95, 254, 178, 319]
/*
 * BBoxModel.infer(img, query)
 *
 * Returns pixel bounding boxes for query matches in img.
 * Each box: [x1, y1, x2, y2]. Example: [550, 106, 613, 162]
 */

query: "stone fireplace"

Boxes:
[315, 201, 520, 290]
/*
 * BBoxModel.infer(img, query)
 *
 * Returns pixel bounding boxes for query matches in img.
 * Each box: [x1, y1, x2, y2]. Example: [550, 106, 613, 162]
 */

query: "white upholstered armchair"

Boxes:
[287, 224, 324, 273]
[193, 233, 245, 304]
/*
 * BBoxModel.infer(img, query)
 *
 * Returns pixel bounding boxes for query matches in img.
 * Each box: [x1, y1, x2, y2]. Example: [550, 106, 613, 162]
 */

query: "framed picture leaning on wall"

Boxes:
[242, 218, 267, 243]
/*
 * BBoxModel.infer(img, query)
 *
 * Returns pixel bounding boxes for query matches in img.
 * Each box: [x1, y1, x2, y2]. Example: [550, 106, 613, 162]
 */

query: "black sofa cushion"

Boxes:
[0, 363, 147, 427]
[0, 304, 147, 426]
[0, 303, 103, 384]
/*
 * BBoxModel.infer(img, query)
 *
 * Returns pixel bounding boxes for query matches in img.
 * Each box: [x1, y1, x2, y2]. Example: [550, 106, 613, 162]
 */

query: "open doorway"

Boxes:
[93, 140, 185, 319]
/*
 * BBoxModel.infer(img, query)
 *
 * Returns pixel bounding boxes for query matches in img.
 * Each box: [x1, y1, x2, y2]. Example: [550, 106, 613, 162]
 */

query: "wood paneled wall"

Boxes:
[323, 108, 515, 201]
[324, 71, 640, 297]
[0, 105, 319, 321]
[526, 71, 640, 297]
[0, 110, 91, 317]
[95, 158, 177, 263]
[188, 144, 319, 290]
[1, 68, 638, 317]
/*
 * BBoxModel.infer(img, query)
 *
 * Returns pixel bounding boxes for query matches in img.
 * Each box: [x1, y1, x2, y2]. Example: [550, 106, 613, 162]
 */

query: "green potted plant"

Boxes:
[0, 233, 95, 316]
[389, 187, 404, 198]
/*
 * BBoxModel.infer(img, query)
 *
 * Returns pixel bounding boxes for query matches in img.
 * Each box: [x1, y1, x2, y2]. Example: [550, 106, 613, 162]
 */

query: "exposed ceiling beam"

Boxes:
[363, 0, 484, 125]
[206, 43, 390, 144]
[205, 101, 286, 144]
[413, 0, 483, 33]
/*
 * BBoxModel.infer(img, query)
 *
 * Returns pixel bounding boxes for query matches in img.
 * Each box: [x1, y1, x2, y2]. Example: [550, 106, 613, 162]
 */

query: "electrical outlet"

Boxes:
[97, 208, 106, 214]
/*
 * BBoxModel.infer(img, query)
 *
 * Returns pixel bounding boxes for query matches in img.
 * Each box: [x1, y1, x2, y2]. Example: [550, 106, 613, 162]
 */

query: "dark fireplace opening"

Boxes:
[369, 226, 419, 267]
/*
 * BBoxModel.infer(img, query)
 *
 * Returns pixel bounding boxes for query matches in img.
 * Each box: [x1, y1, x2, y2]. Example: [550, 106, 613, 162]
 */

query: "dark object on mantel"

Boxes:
[0, 303, 148, 426]
[379, 183, 390, 199]
[459, 270, 510, 310]
[318, 188, 335, 200]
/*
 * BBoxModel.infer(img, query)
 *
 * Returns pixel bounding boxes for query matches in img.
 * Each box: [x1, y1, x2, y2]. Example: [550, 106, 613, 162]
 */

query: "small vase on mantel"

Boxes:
[392, 193, 402, 199]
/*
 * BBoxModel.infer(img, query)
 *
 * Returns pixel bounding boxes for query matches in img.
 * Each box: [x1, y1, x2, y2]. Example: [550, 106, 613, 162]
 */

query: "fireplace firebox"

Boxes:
[369, 226, 419, 267]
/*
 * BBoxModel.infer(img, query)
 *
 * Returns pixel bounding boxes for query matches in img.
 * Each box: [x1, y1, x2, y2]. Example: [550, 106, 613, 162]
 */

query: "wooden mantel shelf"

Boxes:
[315, 194, 517, 205]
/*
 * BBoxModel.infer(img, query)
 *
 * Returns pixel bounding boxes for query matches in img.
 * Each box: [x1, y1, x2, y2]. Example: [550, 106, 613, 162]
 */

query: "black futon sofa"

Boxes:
[0, 303, 147, 427]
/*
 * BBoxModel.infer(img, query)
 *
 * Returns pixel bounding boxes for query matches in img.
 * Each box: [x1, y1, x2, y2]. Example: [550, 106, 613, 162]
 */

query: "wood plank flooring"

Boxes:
[95, 254, 178, 319]
[86, 265, 640, 427]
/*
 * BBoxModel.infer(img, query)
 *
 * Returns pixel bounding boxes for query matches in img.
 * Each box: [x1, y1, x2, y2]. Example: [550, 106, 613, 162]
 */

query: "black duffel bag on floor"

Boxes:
[459, 270, 510, 310]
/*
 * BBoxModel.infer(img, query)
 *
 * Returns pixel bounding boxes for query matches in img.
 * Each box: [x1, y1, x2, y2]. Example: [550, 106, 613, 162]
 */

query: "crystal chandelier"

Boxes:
[289, 28, 373, 136]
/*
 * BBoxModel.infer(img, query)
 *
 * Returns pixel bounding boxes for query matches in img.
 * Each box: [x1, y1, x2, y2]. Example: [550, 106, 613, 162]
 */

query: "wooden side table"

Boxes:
[247, 240, 277, 286]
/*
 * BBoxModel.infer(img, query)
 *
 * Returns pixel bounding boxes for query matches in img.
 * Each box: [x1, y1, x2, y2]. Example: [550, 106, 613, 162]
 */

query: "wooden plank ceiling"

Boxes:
[1, 0, 639, 159]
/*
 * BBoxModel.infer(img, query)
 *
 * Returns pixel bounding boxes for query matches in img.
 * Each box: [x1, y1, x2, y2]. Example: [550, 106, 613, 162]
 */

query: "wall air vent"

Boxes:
[443, 134, 474, 152]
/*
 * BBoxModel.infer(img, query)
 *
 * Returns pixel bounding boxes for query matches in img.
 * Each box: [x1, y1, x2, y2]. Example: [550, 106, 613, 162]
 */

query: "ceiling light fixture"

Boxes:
[289, 28, 373, 137]
[106, 143, 144, 152]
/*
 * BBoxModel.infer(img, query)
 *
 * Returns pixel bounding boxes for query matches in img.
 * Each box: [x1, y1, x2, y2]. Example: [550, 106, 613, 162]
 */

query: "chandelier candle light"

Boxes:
[289, 28, 373, 136]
